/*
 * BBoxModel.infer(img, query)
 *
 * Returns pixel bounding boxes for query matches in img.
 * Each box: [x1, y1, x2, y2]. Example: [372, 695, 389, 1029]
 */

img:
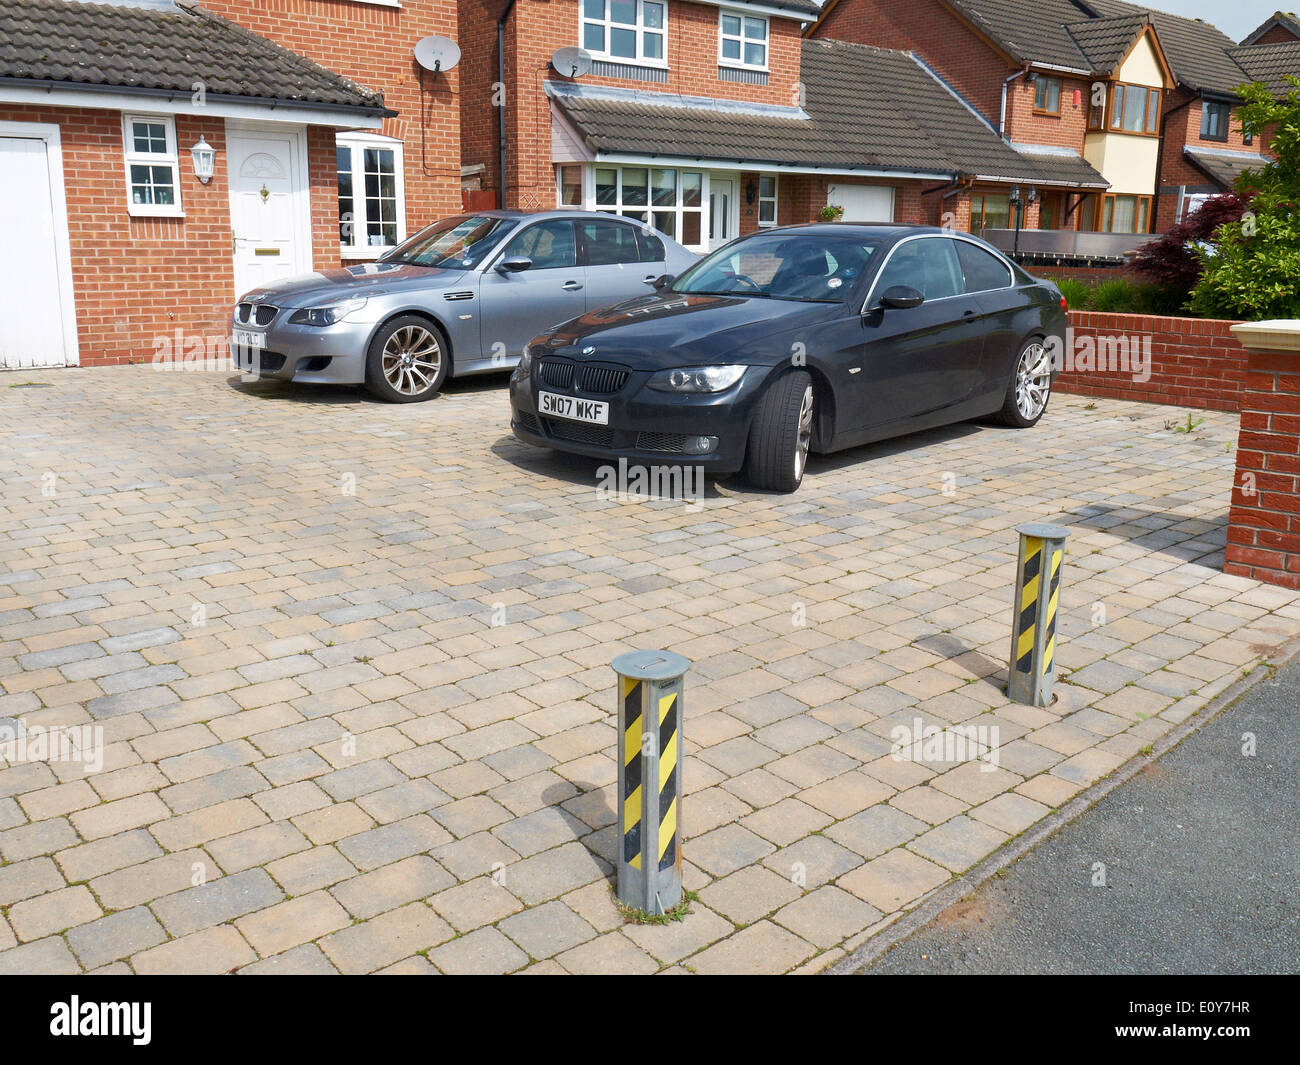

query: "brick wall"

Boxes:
[1004, 74, 1090, 150]
[1226, 324, 1300, 589]
[203, 0, 462, 240]
[1250, 24, 1300, 45]
[2, 104, 253, 367]
[812, 0, 1015, 125]
[1053, 310, 1247, 412]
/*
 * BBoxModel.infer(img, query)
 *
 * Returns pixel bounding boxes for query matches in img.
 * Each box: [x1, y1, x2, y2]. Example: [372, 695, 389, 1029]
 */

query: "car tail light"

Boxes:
[1060, 295, 1069, 311]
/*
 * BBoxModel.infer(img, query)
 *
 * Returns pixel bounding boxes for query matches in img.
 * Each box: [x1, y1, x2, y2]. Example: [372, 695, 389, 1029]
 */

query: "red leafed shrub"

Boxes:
[1129, 192, 1252, 294]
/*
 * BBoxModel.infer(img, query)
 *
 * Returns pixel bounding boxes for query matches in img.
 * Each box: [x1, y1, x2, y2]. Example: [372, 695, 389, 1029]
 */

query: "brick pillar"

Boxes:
[1225, 321, 1300, 589]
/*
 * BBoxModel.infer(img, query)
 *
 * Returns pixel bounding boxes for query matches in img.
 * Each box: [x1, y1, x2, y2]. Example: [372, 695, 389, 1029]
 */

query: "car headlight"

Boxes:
[289, 296, 368, 327]
[646, 365, 746, 394]
[515, 346, 533, 377]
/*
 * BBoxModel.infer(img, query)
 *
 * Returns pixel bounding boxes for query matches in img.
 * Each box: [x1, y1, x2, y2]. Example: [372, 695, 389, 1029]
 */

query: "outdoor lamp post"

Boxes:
[190, 136, 216, 184]
[1010, 185, 1037, 257]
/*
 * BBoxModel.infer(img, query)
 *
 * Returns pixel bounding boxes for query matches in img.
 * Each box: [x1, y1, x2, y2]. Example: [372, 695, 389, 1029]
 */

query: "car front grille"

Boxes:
[516, 412, 540, 433]
[636, 431, 689, 453]
[538, 358, 629, 395]
[539, 359, 575, 389]
[578, 366, 629, 394]
[235, 302, 278, 326]
[541, 417, 614, 448]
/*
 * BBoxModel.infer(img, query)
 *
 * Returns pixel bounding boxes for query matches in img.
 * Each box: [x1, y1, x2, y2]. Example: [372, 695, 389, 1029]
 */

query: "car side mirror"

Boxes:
[497, 255, 532, 274]
[652, 273, 675, 290]
[879, 285, 925, 309]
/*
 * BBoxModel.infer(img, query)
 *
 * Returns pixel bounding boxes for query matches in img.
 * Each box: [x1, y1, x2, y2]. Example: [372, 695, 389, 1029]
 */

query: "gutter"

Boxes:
[0, 76, 394, 120]
[1000, 65, 1031, 138]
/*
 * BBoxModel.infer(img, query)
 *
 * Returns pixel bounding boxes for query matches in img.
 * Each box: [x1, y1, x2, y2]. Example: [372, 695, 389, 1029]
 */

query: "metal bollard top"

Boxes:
[1016, 522, 1071, 541]
[612, 649, 690, 681]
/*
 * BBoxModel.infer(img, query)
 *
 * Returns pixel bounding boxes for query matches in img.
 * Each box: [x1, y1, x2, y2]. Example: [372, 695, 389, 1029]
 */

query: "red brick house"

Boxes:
[810, 0, 1299, 249]
[460, 0, 1106, 255]
[0, 0, 460, 370]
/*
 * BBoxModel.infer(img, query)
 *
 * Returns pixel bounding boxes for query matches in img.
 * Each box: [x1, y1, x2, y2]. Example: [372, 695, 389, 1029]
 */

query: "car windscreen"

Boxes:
[672, 232, 882, 303]
[381, 215, 516, 268]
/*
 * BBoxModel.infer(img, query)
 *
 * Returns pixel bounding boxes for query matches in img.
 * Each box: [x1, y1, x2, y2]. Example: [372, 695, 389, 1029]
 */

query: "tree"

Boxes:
[1189, 76, 1300, 320]
[1129, 192, 1251, 298]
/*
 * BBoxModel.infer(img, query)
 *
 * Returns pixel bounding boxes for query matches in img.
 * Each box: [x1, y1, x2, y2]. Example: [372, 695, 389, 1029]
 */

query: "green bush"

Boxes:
[1056, 278, 1091, 310]
[1054, 277, 1186, 315]
[1087, 279, 1134, 312]
[1190, 77, 1300, 320]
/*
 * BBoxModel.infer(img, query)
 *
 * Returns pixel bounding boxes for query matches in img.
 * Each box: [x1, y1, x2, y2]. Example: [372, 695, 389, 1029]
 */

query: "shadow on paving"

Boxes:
[861, 654, 1300, 975]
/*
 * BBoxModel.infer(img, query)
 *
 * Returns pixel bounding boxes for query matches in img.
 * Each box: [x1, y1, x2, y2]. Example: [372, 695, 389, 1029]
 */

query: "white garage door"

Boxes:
[827, 183, 895, 223]
[0, 132, 76, 369]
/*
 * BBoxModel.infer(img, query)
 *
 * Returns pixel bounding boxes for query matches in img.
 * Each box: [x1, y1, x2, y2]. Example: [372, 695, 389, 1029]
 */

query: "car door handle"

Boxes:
[962, 308, 978, 318]
[643, 275, 657, 284]
[562, 281, 583, 291]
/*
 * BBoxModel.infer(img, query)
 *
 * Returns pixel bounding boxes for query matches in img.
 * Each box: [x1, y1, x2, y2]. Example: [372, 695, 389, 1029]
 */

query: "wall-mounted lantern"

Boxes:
[190, 136, 216, 184]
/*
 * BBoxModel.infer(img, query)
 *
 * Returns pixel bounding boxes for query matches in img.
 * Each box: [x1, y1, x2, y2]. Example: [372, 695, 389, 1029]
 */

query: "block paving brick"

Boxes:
[1, 374, 1296, 973]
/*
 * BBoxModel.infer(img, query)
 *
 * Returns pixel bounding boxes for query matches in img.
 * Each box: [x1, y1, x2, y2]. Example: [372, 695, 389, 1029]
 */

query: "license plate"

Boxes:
[538, 391, 609, 425]
[232, 329, 265, 350]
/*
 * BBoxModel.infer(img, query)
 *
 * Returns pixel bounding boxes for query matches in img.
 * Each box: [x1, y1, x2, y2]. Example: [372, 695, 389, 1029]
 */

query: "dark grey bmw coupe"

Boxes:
[508, 223, 1066, 492]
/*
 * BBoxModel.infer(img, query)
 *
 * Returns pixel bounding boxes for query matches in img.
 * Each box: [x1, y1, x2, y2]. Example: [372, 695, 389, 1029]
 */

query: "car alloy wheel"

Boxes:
[381, 325, 442, 397]
[794, 384, 814, 481]
[1014, 342, 1052, 421]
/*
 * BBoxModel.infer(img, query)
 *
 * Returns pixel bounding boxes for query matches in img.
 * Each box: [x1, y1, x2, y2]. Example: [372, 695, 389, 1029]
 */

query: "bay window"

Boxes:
[565, 164, 705, 247]
[1082, 193, 1152, 234]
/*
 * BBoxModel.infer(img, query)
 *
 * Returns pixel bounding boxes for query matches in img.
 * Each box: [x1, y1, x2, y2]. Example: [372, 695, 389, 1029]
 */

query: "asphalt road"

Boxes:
[864, 657, 1300, 975]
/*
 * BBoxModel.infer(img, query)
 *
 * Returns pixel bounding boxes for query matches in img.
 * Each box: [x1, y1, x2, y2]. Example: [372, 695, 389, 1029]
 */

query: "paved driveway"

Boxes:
[1, 367, 1297, 974]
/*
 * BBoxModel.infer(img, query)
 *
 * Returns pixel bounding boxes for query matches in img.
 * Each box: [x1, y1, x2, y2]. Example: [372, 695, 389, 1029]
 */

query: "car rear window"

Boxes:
[955, 240, 1013, 293]
[580, 219, 642, 266]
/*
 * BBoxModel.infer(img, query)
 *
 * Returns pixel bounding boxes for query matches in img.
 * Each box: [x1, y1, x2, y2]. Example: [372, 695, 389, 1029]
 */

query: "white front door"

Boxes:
[828, 183, 895, 222]
[708, 175, 737, 250]
[227, 125, 310, 298]
[0, 132, 77, 368]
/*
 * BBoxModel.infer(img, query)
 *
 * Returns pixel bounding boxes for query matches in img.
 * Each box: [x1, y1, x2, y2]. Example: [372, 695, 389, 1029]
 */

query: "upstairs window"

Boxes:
[719, 11, 768, 69]
[582, 0, 666, 65]
[1108, 83, 1161, 135]
[1032, 75, 1062, 114]
[1201, 100, 1230, 141]
[123, 114, 182, 217]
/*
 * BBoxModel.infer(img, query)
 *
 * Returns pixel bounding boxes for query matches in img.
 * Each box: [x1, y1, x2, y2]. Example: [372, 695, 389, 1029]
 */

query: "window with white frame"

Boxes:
[336, 133, 405, 256]
[589, 165, 705, 247]
[582, 0, 667, 65]
[123, 114, 182, 216]
[758, 174, 777, 225]
[719, 11, 768, 69]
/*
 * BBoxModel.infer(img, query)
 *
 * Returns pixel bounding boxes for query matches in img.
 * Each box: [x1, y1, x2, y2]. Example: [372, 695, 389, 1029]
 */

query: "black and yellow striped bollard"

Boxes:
[1008, 523, 1069, 707]
[612, 649, 689, 916]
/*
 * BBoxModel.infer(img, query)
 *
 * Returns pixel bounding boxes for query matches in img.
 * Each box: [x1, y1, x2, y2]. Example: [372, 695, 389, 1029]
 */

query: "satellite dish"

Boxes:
[551, 47, 593, 79]
[414, 36, 461, 74]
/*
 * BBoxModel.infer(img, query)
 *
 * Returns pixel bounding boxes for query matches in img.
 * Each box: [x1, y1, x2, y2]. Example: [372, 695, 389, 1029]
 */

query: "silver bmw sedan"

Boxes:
[230, 210, 697, 402]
